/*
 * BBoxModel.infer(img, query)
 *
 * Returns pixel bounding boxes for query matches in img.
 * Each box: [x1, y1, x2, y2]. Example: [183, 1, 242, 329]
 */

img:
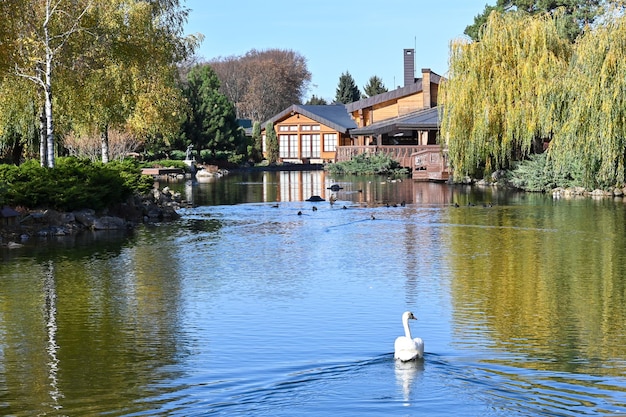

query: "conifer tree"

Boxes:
[306, 95, 328, 105]
[250, 121, 263, 162]
[265, 121, 279, 164]
[363, 76, 388, 98]
[335, 72, 361, 104]
[182, 65, 245, 160]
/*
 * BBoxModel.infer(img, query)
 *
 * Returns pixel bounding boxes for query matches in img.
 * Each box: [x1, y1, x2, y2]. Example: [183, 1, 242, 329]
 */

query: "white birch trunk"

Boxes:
[44, 0, 55, 168]
[39, 105, 47, 167]
[101, 125, 109, 163]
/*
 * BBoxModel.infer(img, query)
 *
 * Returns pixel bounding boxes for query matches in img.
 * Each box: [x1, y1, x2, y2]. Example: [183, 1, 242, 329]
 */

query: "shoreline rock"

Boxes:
[0, 185, 184, 248]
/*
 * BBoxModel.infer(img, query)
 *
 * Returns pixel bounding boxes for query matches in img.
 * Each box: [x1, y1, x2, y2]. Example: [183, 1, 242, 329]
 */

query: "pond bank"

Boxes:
[0, 186, 184, 248]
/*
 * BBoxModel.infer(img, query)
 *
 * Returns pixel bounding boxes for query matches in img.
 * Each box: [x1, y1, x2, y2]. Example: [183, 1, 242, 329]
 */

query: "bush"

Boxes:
[325, 152, 409, 177]
[0, 157, 153, 211]
[508, 153, 585, 192]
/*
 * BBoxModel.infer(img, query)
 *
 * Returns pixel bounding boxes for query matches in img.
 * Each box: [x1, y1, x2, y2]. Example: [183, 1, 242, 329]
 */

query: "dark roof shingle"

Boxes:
[349, 107, 440, 136]
[264, 104, 357, 133]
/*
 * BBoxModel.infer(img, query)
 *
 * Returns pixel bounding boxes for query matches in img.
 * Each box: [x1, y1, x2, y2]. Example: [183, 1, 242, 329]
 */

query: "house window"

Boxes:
[301, 134, 320, 158]
[279, 134, 298, 158]
[262, 134, 266, 153]
[289, 125, 298, 131]
[301, 125, 311, 131]
[312, 125, 320, 131]
[279, 125, 289, 131]
[323, 133, 337, 152]
[302, 135, 311, 158]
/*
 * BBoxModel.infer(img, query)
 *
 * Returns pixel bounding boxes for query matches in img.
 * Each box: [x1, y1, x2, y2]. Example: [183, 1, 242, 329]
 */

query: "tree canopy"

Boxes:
[464, 0, 604, 42]
[306, 95, 328, 105]
[181, 65, 245, 160]
[335, 71, 361, 104]
[0, 0, 198, 166]
[443, 7, 626, 188]
[441, 11, 572, 179]
[209, 49, 311, 123]
[363, 76, 388, 98]
[548, 10, 626, 187]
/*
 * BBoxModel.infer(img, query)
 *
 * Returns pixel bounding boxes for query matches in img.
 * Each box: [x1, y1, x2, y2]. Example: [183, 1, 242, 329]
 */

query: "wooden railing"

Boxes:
[412, 147, 450, 181]
[335, 145, 450, 181]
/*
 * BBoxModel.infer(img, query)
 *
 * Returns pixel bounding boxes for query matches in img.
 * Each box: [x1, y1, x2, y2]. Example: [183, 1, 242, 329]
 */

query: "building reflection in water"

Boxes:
[268, 170, 457, 206]
[175, 169, 504, 207]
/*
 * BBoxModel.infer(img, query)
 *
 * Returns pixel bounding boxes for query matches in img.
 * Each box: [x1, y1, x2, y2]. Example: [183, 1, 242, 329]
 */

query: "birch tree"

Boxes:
[13, 0, 92, 168]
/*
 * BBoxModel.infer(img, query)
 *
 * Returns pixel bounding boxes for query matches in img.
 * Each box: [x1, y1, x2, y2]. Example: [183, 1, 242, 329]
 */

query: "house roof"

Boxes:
[345, 70, 442, 113]
[264, 104, 357, 134]
[0, 206, 20, 218]
[346, 81, 423, 113]
[349, 106, 440, 136]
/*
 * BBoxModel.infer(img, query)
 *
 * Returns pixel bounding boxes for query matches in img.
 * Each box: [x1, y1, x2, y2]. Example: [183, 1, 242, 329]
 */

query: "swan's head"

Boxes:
[403, 311, 417, 321]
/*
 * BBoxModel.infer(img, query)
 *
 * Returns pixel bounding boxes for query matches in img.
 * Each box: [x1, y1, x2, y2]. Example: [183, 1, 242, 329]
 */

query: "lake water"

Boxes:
[2, 170, 626, 416]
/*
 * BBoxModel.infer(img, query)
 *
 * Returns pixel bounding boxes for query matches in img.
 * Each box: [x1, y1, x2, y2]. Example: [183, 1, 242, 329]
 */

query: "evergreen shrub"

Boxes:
[0, 157, 153, 211]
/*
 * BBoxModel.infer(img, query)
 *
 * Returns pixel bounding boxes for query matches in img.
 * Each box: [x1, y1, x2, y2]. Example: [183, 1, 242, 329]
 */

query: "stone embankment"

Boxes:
[1, 186, 184, 248]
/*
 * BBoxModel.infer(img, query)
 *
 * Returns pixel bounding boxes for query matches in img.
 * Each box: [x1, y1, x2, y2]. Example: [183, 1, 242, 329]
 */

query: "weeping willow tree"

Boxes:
[440, 11, 572, 180]
[548, 13, 626, 188]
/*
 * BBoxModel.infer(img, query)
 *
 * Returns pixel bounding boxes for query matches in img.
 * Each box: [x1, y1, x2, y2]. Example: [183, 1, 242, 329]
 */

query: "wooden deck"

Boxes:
[141, 167, 186, 177]
[335, 145, 451, 181]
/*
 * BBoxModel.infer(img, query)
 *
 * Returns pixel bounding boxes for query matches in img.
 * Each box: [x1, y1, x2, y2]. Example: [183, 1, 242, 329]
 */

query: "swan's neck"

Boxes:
[403, 316, 413, 339]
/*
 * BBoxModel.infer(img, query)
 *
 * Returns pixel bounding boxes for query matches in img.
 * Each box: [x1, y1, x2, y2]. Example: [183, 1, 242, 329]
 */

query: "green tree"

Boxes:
[335, 71, 361, 104]
[306, 95, 328, 105]
[548, 12, 626, 188]
[363, 75, 388, 98]
[441, 11, 572, 180]
[12, 0, 94, 167]
[250, 121, 263, 162]
[181, 65, 245, 160]
[0, 76, 40, 164]
[69, 0, 196, 164]
[464, 0, 603, 42]
[265, 121, 278, 164]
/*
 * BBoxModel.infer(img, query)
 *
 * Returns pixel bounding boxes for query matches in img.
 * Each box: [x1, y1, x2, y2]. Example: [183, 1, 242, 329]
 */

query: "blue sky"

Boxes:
[183, 0, 489, 102]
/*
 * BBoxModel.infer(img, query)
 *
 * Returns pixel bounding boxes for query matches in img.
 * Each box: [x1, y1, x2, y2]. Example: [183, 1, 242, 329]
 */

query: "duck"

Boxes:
[394, 311, 424, 361]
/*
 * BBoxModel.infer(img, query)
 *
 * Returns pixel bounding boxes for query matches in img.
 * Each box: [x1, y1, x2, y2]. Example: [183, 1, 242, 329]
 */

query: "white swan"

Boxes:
[394, 311, 424, 361]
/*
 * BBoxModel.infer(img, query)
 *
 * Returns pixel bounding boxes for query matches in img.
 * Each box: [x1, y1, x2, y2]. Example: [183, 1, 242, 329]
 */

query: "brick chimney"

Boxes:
[422, 68, 432, 108]
[404, 49, 415, 87]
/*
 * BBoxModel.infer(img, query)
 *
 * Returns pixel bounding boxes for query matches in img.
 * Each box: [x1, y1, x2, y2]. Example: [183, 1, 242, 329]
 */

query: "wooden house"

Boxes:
[262, 104, 357, 164]
[346, 50, 442, 147]
[261, 49, 450, 179]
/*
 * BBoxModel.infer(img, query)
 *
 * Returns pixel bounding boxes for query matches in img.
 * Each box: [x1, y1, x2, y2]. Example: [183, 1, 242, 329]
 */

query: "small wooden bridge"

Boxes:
[335, 145, 450, 181]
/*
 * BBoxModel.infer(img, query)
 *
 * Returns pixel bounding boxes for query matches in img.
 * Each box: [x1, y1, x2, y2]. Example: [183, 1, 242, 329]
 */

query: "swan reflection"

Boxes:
[395, 358, 424, 406]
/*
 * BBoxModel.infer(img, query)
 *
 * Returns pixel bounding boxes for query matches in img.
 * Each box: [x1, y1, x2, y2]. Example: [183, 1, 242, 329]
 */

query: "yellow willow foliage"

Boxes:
[440, 11, 572, 180]
[548, 13, 626, 187]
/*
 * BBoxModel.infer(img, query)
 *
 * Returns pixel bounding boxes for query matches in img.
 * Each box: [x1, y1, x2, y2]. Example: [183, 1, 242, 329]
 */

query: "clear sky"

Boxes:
[183, 0, 489, 102]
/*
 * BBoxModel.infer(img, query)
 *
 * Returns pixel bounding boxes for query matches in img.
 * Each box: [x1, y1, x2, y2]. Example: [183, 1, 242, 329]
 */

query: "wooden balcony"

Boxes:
[335, 145, 451, 181]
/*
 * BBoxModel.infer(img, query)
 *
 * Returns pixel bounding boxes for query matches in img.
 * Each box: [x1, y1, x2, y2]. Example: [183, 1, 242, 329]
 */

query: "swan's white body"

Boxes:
[394, 311, 424, 361]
